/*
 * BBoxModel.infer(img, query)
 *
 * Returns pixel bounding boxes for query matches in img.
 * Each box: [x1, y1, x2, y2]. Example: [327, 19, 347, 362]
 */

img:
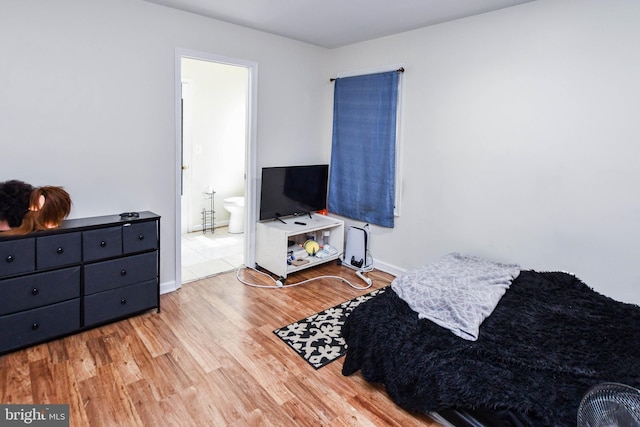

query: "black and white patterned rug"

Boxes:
[273, 287, 388, 369]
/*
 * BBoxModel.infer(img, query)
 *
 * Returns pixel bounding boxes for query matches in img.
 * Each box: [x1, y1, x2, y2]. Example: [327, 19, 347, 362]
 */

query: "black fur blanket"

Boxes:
[342, 271, 640, 426]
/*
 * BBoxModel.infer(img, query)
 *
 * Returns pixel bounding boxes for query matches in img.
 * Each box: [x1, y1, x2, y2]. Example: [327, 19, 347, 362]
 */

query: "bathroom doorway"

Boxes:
[175, 49, 258, 286]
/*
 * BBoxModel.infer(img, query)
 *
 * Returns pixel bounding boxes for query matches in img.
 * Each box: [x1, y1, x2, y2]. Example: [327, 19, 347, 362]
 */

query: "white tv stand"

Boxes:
[255, 214, 344, 280]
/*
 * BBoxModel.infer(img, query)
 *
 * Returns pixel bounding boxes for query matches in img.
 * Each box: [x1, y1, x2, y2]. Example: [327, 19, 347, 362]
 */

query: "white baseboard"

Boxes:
[189, 219, 230, 233]
[372, 259, 406, 278]
[160, 280, 179, 295]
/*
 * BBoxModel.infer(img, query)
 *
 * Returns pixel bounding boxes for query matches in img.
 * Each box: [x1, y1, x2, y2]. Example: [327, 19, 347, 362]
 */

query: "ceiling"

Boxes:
[143, 0, 536, 49]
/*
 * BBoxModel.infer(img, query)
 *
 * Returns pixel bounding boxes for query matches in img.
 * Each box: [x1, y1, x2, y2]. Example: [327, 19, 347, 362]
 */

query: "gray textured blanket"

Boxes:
[391, 252, 521, 340]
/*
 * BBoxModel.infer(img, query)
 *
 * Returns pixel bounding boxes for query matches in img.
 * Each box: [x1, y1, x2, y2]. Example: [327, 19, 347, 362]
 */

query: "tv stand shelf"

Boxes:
[255, 214, 344, 279]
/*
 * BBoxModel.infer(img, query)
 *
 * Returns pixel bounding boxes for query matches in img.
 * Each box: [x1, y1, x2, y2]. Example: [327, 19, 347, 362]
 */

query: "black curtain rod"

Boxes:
[330, 67, 404, 82]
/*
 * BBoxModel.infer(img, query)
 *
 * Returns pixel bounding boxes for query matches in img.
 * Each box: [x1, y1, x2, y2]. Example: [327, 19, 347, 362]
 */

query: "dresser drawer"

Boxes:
[84, 279, 157, 327]
[123, 221, 158, 254]
[0, 299, 80, 354]
[0, 238, 35, 279]
[37, 232, 81, 269]
[83, 226, 122, 261]
[84, 252, 158, 295]
[0, 267, 80, 315]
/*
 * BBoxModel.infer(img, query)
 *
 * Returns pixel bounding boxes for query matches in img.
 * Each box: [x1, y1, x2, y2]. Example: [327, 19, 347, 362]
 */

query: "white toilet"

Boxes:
[223, 196, 245, 234]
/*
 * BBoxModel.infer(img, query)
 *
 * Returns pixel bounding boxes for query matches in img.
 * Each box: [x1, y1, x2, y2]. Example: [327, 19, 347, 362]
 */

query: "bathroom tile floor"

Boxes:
[181, 226, 244, 284]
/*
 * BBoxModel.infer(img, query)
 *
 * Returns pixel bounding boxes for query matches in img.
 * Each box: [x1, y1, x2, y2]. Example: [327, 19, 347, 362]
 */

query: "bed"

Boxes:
[341, 253, 640, 426]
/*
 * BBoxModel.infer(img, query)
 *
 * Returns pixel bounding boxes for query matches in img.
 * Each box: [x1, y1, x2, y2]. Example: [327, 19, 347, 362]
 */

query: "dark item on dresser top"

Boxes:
[342, 270, 640, 427]
[0, 211, 160, 355]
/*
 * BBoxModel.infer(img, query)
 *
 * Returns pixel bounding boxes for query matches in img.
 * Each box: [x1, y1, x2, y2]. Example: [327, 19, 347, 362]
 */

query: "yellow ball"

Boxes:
[303, 240, 320, 255]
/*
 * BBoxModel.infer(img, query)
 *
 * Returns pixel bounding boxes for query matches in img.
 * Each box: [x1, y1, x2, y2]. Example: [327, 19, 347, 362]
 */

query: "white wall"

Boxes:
[0, 0, 331, 292]
[328, 0, 640, 304]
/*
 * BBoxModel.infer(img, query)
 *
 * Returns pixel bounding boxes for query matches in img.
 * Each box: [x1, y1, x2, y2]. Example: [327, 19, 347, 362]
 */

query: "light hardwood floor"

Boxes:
[0, 263, 442, 427]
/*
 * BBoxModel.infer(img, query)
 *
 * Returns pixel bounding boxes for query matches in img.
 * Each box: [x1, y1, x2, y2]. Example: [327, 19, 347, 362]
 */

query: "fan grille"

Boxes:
[577, 383, 640, 427]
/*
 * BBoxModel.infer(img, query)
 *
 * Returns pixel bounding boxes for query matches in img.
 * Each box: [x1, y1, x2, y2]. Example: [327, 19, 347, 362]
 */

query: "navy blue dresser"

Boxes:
[0, 211, 160, 354]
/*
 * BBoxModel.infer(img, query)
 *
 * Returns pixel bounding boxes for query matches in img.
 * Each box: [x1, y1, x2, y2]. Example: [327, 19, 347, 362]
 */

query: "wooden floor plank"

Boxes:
[0, 263, 441, 426]
[79, 364, 143, 427]
[0, 350, 31, 403]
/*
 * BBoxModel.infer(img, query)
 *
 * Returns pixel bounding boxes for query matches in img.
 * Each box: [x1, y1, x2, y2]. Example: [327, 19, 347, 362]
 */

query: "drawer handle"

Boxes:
[138, 234, 145, 241]
[120, 298, 127, 305]
[56, 247, 64, 254]
[100, 241, 107, 247]
[120, 270, 127, 276]
[31, 323, 39, 331]
[32, 288, 39, 296]
[6, 255, 14, 263]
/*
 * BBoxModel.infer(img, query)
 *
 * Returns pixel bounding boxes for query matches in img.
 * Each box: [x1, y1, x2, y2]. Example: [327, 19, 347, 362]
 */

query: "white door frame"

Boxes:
[180, 79, 193, 234]
[174, 48, 258, 288]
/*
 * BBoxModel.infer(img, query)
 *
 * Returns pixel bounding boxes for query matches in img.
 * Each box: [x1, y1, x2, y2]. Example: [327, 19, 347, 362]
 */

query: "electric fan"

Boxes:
[577, 382, 640, 427]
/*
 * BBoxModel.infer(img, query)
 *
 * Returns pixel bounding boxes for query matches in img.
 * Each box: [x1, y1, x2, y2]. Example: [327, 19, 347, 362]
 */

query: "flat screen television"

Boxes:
[259, 164, 329, 221]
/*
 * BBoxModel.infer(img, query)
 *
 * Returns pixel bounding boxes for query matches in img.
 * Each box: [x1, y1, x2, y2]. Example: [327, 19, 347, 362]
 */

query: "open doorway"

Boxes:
[175, 49, 258, 287]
